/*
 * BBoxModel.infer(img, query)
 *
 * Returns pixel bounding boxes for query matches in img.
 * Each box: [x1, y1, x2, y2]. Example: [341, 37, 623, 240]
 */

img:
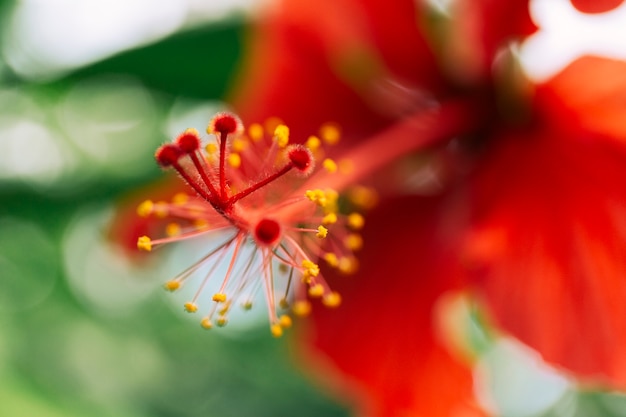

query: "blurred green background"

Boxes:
[2, 1, 626, 416]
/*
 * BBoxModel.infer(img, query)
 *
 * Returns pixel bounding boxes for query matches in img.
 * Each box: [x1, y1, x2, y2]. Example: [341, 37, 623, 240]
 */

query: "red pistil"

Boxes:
[287, 145, 314, 174]
[155, 144, 182, 167]
[255, 218, 282, 246]
[157, 113, 303, 221]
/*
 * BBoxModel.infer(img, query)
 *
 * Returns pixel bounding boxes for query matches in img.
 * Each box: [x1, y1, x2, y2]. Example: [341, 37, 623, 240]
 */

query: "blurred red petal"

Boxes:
[570, 0, 624, 13]
[465, 120, 626, 386]
[537, 56, 626, 141]
[301, 196, 483, 417]
[230, 0, 443, 141]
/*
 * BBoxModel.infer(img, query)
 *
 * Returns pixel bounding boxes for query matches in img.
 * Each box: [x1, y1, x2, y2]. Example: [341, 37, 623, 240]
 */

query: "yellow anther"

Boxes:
[205, 142, 218, 155]
[348, 186, 379, 209]
[322, 291, 342, 308]
[184, 302, 198, 313]
[306, 135, 321, 151]
[305, 189, 328, 207]
[172, 193, 189, 205]
[228, 153, 241, 168]
[325, 188, 339, 204]
[164, 280, 181, 292]
[232, 137, 248, 152]
[216, 316, 228, 327]
[219, 302, 231, 315]
[279, 314, 293, 328]
[345, 233, 364, 251]
[302, 259, 320, 277]
[248, 123, 264, 141]
[154, 201, 168, 218]
[166, 223, 181, 237]
[322, 212, 338, 225]
[136, 200, 154, 217]
[185, 127, 200, 136]
[320, 123, 341, 145]
[279, 298, 289, 309]
[308, 283, 325, 298]
[322, 158, 338, 173]
[271, 323, 284, 338]
[338, 256, 359, 274]
[273, 124, 290, 147]
[293, 300, 312, 317]
[212, 293, 227, 303]
[347, 213, 365, 230]
[316, 225, 328, 239]
[242, 300, 253, 310]
[137, 236, 152, 252]
[194, 219, 209, 230]
[323, 253, 339, 267]
[200, 318, 213, 329]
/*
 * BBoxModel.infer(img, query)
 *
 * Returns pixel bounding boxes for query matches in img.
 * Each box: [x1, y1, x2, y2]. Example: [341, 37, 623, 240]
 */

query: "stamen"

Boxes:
[142, 113, 371, 335]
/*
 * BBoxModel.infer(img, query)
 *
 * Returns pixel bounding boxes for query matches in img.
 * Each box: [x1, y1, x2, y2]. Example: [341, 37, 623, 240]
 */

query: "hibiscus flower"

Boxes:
[220, 0, 626, 415]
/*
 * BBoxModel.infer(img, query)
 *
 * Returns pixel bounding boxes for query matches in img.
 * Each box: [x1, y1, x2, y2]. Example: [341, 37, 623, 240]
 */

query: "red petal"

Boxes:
[465, 120, 626, 386]
[301, 196, 483, 417]
[536, 56, 626, 141]
[230, 0, 444, 141]
[570, 0, 624, 13]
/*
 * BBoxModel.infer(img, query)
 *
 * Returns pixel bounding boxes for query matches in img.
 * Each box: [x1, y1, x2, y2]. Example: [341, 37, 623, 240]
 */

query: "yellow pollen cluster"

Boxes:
[248, 123, 264, 141]
[212, 293, 227, 302]
[228, 153, 241, 168]
[164, 280, 180, 291]
[302, 259, 320, 280]
[273, 124, 290, 147]
[319, 123, 341, 145]
[166, 223, 181, 237]
[345, 233, 364, 251]
[322, 212, 337, 225]
[316, 225, 328, 238]
[172, 193, 189, 205]
[323, 158, 338, 173]
[322, 291, 341, 307]
[308, 283, 324, 297]
[347, 212, 365, 229]
[323, 253, 339, 267]
[137, 200, 154, 217]
[137, 236, 152, 251]
[306, 135, 321, 151]
[305, 189, 337, 208]
[292, 300, 312, 316]
[184, 302, 198, 313]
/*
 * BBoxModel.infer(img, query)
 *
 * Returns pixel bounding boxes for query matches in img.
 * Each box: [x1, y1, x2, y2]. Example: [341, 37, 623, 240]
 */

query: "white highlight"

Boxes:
[521, 0, 626, 81]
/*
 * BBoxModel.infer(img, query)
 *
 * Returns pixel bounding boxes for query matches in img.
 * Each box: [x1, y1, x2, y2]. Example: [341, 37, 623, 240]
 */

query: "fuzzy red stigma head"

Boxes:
[155, 143, 182, 167]
[209, 112, 242, 135]
[254, 218, 282, 246]
[176, 130, 201, 153]
[287, 145, 315, 175]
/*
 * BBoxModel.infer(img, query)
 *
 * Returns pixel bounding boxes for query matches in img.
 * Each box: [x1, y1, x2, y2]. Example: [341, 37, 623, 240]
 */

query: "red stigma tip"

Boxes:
[254, 218, 281, 246]
[210, 112, 241, 135]
[176, 131, 201, 153]
[155, 143, 182, 167]
[287, 145, 314, 174]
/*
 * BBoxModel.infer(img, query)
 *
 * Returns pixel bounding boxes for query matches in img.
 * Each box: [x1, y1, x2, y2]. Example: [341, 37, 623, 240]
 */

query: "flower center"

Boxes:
[254, 218, 281, 246]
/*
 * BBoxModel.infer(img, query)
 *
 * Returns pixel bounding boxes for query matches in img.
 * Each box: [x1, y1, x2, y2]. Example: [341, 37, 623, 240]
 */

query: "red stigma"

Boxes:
[287, 145, 314, 174]
[176, 131, 201, 153]
[255, 218, 281, 246]
[155, 143, 182, 167]
[211, 113, 241, 135]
